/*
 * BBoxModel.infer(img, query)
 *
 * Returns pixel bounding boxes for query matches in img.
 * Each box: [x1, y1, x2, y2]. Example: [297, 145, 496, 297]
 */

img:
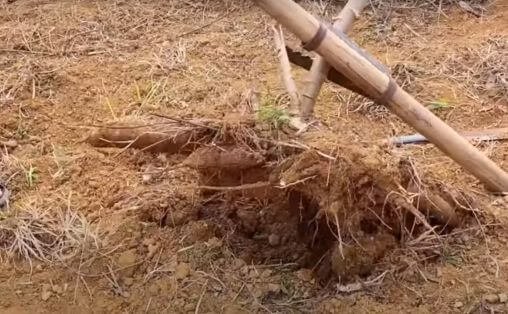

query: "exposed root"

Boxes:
[86, 118, 214, 154]
[197, 182, 270, 191]
[183, 146, 265, 171]
[85, 114, 478, 282]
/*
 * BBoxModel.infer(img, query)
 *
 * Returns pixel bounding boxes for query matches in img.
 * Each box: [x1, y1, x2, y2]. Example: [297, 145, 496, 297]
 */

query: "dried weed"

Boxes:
[0, 196, 100, 264]
[441, 36, 507, 103]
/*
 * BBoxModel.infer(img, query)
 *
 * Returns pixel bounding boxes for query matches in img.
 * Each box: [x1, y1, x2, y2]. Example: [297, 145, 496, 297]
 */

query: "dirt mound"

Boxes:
[88, 117, 474, 284]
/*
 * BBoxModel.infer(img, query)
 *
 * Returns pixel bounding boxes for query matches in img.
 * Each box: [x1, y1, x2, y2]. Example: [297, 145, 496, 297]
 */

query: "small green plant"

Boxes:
[426, 99, 452, 111]
[257, 95, 290, 129]
[16, 124, 29, 139]
[442, 246, 463, 267]
[280, 272, 296, 296]
[25, 165, 38, 187]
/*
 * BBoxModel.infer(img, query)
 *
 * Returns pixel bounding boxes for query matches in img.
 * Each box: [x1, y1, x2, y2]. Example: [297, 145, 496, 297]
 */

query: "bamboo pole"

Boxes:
[272, 24, 309, 130]
[252, 0, 508, 192]
[272, 24, 300, 113]
[300, 0, 369, 119]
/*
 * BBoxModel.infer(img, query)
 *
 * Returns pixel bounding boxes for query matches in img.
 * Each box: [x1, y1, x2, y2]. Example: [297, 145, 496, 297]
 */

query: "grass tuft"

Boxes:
[0, 200, 99, 264]
[257, 96, 290, 129]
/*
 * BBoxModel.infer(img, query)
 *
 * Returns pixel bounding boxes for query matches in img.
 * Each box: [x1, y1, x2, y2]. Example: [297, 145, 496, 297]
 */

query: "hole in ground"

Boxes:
[197, 190, 336, 271]
[137, 146, 470, 284]
[193, 164, 404, 284]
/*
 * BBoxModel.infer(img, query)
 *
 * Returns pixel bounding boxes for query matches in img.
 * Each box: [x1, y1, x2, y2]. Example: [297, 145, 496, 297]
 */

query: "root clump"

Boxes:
[87, 116, 476, 283]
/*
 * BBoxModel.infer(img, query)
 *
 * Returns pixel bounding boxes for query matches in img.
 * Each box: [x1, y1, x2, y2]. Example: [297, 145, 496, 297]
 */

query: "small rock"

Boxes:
[174, 263, 191, 280]
[1, 140, 18, 148]
[147, 242, 161, 260]
[157, 154, 167, 162]
[240, 265, 250, 276]
[128, 239, 138, 249]
[268, 234, 280, 246]
[436, 268, 443, 278]
[117, 249, 138, 277]
[142, 173, 152, 183]
[41, 291, 52, 301]
[123, 277, 134, 286]
[453, 301, 463, 308]
[142, 238, 156, 246]
[148, 283, 160, 294]
[183, 303, 194, 312]
[41, 284, 52, 301]
[206, 237, 222, 248]
[0, 183, 10, 209]
[52, 284, 63, 294]
[267, 283, 281, 293]
[232, 258, 245, 270]
[251, 286, 264, 299]
[248, 269, 259, 279]
[484, 294, 499, 303]
[133, 231, 142, 240]
[223, 305, 248, 314]
[296, 268, 313, 282]
[499, 293, 508, 303]
[261, 269, 272, 278]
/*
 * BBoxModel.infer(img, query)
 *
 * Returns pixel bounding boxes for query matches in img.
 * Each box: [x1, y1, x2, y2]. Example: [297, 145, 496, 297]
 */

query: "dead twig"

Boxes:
[197, 181, 270, 191]
[175, 12, 230, 39]
[195, 280, 209, 314]
[150, 113, 218, 131]
[336, 270, 389, 293]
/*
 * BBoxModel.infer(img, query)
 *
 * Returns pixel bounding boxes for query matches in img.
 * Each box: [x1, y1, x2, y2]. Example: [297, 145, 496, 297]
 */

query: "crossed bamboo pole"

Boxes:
[255, 0, 508, 192]
[300, 0, 369, 120]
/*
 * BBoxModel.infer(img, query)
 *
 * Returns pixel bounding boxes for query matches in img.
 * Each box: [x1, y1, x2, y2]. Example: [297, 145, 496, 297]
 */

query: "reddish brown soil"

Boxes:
[1, 1, 507, 313]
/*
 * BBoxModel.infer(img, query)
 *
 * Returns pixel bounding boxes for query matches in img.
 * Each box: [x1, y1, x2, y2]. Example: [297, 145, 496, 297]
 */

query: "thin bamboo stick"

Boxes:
[300, 0, 369, 119]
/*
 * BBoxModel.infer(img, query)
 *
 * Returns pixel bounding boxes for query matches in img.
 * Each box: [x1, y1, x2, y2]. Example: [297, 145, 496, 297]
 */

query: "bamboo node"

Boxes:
[377, 78, 398, 106]
[302, 23, 327, 51]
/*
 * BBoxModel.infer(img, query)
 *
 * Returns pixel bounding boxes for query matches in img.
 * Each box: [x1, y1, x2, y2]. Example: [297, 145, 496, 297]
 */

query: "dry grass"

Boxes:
[440, 36, 507, 103]
[146, 39, 188, 76]
[299, 0, 494, 19]
[0, 1, 240, 104]
[0, 197, 99, 264]
[0, 0, 506, 312]
[296, 0, 503, 122]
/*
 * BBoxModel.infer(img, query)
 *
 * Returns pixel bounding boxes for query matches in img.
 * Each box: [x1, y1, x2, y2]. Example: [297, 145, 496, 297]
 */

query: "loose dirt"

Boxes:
[1, 0, 508, 313]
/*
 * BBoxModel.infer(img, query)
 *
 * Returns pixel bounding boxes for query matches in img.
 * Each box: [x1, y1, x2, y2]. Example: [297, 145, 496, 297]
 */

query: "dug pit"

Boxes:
[187, 147, 406, 283]
[90, 118, 474, 284]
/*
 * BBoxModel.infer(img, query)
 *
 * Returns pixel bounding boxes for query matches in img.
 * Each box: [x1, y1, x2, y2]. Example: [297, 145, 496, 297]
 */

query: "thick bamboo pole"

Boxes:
[253, 0, 508, 192]
[300, 0, 369, 119]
